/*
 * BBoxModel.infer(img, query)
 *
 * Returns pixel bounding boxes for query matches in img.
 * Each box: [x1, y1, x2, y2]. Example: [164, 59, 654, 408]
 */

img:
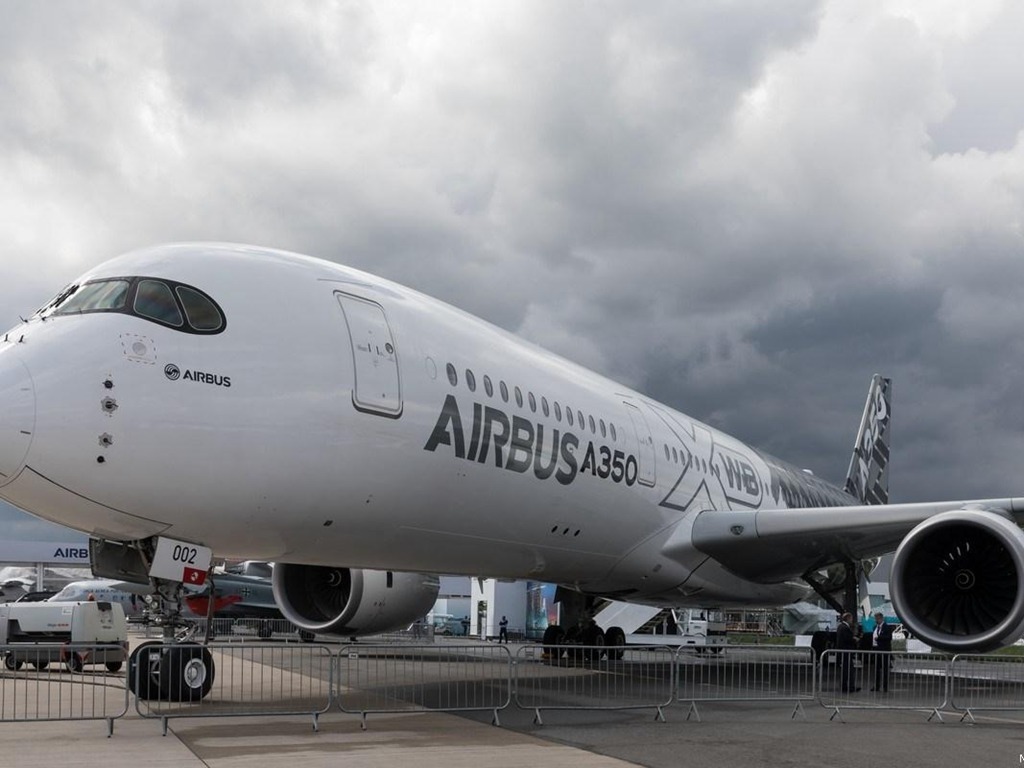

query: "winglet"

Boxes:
[843, 375, 892, 505]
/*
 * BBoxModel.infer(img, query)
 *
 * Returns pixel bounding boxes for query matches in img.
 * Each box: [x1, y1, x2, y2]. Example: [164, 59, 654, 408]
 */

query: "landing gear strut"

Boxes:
[803, 559, 860, 616]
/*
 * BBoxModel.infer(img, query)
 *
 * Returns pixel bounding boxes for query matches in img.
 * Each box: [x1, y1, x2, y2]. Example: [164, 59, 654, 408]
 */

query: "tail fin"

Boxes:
[844, 374, 892, 505]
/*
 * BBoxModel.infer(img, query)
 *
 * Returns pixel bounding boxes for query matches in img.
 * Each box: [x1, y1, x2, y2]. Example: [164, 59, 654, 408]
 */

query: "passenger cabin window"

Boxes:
[446, 363, 458, 387]
[49, 277, 226, 334]
[465, 369, 476, 392]
[484, 375, 494, 397]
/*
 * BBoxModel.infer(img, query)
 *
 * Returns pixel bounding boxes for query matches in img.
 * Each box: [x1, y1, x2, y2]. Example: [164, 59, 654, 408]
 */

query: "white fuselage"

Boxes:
[0, 244, 851, 608]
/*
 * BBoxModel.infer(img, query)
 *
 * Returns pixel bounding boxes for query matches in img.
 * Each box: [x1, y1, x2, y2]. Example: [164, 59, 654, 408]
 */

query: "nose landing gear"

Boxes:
[91, 537, 217, 703]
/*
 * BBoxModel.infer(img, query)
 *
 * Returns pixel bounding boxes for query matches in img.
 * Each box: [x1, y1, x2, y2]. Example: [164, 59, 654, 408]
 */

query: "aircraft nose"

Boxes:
[0, 351, 36, 487]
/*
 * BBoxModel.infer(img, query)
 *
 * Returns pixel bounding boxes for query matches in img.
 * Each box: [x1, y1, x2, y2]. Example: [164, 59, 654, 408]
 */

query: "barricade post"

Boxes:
[950, 653, 1024, 723]
[133, 642, 333, 734]
[336, 643, 512, 728]
[0, 642, 129, 736]
[514, 644, 674, 725]
[674, 644, 816, 722]
[817, 649, 951, 722]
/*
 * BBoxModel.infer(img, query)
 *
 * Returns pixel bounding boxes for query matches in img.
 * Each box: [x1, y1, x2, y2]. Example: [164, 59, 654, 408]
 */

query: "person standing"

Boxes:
[870, 612, 894, 692]
[836, 612, 859, 692]
[498, 615, 508, 643]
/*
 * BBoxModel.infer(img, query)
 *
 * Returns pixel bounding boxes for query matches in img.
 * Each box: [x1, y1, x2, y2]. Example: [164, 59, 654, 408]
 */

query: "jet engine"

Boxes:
[271, 564, 439, 636]
[890, 510, 1024, 653]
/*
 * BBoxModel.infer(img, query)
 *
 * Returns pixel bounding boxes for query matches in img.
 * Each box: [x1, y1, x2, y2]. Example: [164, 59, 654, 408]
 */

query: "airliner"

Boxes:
[1, 242, 1022, 701]
[49, 571, 283, 628]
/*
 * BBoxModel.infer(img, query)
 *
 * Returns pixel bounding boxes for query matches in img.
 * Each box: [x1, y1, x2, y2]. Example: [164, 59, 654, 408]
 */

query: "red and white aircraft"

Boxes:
[1, 243, 1022, 699]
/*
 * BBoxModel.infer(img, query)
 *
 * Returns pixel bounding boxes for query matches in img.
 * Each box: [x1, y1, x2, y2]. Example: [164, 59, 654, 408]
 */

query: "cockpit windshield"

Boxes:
[51, 280, 130, 314]
[40, 276, 225, 334]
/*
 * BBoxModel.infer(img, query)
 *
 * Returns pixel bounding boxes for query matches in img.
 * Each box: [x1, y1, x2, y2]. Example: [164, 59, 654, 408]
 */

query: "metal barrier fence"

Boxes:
[514, 644, 675, 724]
[133, 643, 334, 734]
[133, 617, 312, 642]
[818, 650, 951, 721]
[9, 638, 1024, 733]
[0, 643, 129, 736]
[336, 643, 512, 728]
[131, 618, 436, 644]
[675, 645, 817, 722]
[950, 653, 1024, 722]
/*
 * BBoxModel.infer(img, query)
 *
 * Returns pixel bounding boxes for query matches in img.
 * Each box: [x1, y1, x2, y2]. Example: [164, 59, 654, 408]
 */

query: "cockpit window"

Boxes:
[135, 279, 184, 327]
[44, 276, 226, 334]
[53, 280, 130, 314]
[176, 286, 223, 331]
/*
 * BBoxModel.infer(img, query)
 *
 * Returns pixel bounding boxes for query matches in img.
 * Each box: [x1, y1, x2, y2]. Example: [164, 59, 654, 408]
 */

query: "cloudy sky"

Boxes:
[3, 0, 1024, 537]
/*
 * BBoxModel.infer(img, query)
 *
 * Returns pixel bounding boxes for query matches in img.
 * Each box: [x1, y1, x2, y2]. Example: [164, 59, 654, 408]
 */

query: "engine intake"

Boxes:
[891, 510, 1024, 653]
[272, 564, 439, 636]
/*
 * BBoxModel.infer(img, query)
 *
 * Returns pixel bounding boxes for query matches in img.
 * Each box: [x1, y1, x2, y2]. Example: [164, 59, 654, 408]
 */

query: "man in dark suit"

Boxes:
[870, 611, 894, 692]
[836, 612, 859, 692]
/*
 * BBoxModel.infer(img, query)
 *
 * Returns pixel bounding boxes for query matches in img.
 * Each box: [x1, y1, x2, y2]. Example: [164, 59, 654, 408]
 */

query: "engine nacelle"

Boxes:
[891, 510, 1024, 653]
[272, 564, 439, 636]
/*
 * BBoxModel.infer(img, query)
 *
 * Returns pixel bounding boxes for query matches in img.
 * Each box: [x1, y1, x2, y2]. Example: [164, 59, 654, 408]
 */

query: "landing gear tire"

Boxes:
[580, 623, 605, 662]
[257, 623, 272, 640]
[542, 625, 566, 660]
[605, 626, 626, 660]
[159, 644, 215, 702]
[106, 661, 123, 673]
[128, 642, 214, 701]
[4, 655, 21, 671]
[128, 642, 161, 700]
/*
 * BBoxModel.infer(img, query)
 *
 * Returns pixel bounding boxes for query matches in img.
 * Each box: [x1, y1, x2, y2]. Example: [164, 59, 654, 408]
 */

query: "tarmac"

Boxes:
[4, 641, 1024, 768]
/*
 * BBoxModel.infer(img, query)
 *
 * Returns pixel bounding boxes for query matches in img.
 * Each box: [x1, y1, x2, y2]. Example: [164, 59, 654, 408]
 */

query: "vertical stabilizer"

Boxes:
[843, 375, 892, 505]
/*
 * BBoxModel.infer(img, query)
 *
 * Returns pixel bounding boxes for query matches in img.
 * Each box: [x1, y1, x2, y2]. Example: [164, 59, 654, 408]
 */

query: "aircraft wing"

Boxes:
[689, 497, 1024, 582]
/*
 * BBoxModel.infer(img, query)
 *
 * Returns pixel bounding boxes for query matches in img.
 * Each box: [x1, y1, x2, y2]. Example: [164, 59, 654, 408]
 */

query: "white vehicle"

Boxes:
[627, 611, 728, 651]
[0, 600, 128, 672]
[1, 243, 1023, 701]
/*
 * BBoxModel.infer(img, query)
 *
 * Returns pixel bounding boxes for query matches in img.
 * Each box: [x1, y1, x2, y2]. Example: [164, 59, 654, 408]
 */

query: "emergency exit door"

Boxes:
[336, 292, 403, 417]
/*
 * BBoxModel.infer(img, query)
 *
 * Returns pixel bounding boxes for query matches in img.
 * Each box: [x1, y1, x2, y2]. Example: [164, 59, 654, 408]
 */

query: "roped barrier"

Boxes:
[133, 642, 334, 734]
[949, 653, 1024, 722]
[514, 644, 675, 724]
[0, 642, 129, 736]
[336, 643, 512, 728]
[675, 645, 817, 722]
[818, 649, 951, 722]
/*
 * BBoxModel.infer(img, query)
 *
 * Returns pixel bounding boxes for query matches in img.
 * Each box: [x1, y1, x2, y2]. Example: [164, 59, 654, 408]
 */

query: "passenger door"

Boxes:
[336, 292, 403, 418]
[624, 401, 656, 487]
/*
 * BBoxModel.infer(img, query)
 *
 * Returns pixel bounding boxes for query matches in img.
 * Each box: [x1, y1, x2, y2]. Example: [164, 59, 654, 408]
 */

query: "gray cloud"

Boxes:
[2, 0, 1024, 523]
